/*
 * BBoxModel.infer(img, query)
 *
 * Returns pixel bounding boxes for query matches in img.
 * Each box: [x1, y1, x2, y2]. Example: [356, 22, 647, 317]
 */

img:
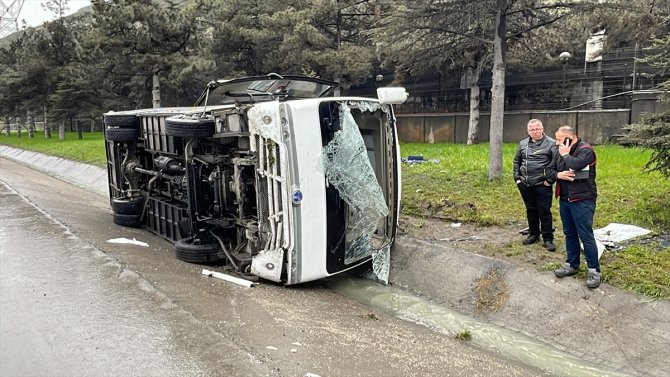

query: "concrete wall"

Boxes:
[397, 109, 631, 144]
[631, 92, 670, 123]
[396, 93, 668, 144]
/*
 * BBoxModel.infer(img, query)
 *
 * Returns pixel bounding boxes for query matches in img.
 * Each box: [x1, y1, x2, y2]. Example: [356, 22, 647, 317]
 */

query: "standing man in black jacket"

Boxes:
[513, 119, 556, 251]
[548, 126, 601, 289]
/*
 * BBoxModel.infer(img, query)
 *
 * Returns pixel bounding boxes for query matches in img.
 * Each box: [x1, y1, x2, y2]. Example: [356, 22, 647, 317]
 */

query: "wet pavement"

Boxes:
[1, 156, 538, 376]
[0, 185, 212, 376]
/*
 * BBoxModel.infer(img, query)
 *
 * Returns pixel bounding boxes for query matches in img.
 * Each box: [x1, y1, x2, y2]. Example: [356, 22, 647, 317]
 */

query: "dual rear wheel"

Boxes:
[107, 113, 221, 264]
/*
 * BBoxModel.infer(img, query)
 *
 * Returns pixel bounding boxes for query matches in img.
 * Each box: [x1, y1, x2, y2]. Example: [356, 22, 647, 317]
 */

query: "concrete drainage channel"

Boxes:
[330, 278, 627, 377]
[2, 145, 669, 376]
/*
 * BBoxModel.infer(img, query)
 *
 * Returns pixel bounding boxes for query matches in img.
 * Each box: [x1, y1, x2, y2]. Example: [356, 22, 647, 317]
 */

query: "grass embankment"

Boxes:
[1, 133, 668, 298]
[0, 131, 106, 167]
[401, 143, 670, 299]
[400, 143, 670, 230]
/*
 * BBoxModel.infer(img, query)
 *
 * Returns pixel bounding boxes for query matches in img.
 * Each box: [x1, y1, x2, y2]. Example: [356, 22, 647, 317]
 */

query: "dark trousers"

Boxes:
[518, 184, 554, 241]
[559, 198, 600, 272]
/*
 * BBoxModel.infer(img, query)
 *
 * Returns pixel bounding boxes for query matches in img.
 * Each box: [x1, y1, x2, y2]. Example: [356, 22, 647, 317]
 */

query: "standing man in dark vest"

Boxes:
[513, 119, 556, 251]
[549, 126, 601, 289]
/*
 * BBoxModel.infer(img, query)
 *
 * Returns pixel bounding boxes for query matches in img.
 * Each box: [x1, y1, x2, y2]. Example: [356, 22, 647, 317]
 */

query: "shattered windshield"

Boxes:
[196, 75, 337, 106]
[321, 103, 391, 283]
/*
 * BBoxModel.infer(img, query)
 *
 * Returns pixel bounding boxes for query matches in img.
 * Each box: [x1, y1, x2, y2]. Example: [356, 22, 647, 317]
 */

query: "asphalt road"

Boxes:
[0, 157, 539, 377]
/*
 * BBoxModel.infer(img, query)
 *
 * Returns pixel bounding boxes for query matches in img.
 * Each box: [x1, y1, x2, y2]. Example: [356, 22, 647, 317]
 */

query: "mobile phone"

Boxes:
[563, 138, 572, 147]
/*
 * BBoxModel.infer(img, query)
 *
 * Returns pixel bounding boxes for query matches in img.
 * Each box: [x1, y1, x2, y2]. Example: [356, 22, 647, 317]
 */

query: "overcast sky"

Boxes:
[19, 0, 91, 28]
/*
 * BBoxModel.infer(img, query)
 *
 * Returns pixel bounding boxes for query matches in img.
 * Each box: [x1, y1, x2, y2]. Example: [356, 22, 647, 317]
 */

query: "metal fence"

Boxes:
[396, 92, 669, 144]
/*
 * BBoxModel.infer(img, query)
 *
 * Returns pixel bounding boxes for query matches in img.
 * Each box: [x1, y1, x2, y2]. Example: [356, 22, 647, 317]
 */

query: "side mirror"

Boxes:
[377, 87, 408, 105]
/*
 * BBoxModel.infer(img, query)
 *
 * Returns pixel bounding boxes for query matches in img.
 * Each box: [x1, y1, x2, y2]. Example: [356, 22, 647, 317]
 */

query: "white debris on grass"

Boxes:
[592, 223, 652, 260]
[594, 223, 652, 243]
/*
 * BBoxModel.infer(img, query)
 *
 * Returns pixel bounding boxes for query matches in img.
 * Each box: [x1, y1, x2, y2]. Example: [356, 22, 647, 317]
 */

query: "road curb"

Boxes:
[0, 145, 108, 197]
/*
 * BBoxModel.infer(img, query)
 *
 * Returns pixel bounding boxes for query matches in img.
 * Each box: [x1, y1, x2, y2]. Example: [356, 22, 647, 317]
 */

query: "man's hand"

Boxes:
[557, 170, 575, 181]
[558, 143, 570, 157]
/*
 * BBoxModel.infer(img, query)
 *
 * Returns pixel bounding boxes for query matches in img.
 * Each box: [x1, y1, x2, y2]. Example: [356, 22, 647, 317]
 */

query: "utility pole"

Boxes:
[0, 0, 25, 38]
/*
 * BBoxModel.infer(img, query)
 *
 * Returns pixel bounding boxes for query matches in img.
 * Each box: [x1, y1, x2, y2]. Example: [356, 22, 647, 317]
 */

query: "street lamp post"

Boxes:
[559, 52, 572, 108]
[374, 74, 384, 89]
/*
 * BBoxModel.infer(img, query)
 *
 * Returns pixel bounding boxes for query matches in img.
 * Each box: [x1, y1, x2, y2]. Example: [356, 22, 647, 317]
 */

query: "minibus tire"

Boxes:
[175, 238, 225, 264]
[113, 213, 143, 228]
[104, 114, 140, 129]
[111, 197, 144, 215]
[106, 127, 140, 142]
[164, 116, 215, 138]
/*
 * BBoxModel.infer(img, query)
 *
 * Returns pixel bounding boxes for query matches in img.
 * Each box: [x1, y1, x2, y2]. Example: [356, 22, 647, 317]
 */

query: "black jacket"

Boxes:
[547, 139, 598, 201]
[513, 135, 556, 187]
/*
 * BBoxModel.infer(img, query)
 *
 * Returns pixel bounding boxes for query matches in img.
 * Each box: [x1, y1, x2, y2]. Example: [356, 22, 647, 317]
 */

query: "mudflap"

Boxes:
[251, 248, 285, 283]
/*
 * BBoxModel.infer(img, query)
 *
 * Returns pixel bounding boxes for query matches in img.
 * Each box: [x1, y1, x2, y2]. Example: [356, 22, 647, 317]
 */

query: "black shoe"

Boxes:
[544, 240, 556, 252]
[522, 235, 539, 245]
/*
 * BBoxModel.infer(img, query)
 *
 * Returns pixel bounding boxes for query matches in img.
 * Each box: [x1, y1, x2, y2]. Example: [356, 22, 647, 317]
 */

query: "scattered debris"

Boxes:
[291, 342, 303, 347]
[401, 155, 440, 164]
[455, 236, 481, 242]
[593, 223, 652, 259]
[450, 222, 462, 228]
[106, 237, 149, 247]
[291, 348, 297, 353]
[265, 346, 277, 351]
[363, 313, 380, 321]
[594, 223, 652, 243]
[202, 269, 258, 288]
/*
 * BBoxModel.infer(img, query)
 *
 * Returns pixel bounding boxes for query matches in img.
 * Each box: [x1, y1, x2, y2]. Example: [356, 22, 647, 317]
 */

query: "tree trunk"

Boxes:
[90, 118, 95, 132]
[467, 81, 481, 145]
[76, 119, 83, 140]
[152, 74, 161, 108]
[488, 0, 507, 181]
[333, 77, 341, 97]
[44, 105, 51, 138]
[59, 120, 65, 140]
[27, 110, 35, 138]
[467, 62, 483, 145]
[467, 62, 485, 145]
[4, 117, 10, 136]
[17, 117, 23, 138]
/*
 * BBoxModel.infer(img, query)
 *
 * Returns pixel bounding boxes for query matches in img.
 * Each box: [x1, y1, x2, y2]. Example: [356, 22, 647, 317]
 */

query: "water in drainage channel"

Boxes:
[329, 277, 629, 377]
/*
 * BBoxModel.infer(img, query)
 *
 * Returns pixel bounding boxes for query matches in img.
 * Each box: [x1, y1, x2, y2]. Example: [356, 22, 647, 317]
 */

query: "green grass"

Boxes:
[455, 330, 472, 341]
[600, 244, 670, 299]
[0, 131, 106, 167]
[400, 143, 670, 232]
